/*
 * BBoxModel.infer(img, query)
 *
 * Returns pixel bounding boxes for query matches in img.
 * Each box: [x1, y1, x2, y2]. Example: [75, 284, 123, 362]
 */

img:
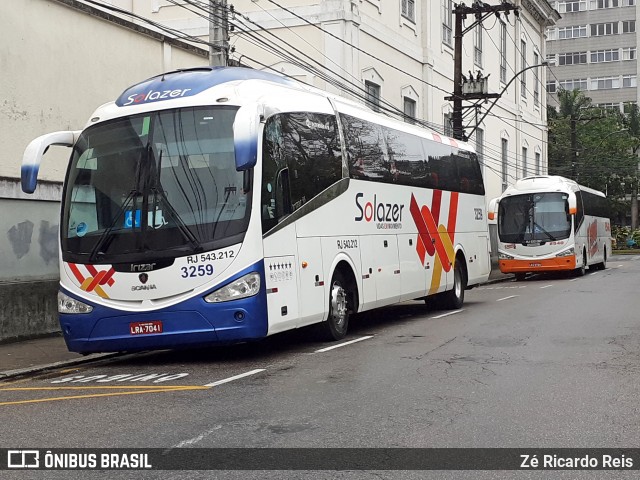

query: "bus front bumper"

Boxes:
[499, 255, 577, 274]
[58, 289, 268, 354]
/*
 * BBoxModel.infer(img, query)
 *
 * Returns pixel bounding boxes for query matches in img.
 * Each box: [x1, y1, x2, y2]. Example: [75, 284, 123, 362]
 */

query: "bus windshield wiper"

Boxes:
[533, 221, 556, 241]
[88, 188, 138, 262]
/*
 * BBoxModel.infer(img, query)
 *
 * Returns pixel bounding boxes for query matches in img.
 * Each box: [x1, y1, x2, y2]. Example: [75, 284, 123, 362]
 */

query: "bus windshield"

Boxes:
[61, 105, 250, 263]
[498, 192, 571, 244]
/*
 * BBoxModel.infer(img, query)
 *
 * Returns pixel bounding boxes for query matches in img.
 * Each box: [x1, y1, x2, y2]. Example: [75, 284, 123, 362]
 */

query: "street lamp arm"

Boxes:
[466, 62, 548, 141]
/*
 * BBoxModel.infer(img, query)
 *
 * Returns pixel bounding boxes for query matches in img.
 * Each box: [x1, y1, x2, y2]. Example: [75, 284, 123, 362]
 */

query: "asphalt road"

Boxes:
[2, 255, 640, 479]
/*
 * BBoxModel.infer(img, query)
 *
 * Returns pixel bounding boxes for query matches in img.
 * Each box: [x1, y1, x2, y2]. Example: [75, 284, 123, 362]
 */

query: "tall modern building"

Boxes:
[546, 0, 638, 112]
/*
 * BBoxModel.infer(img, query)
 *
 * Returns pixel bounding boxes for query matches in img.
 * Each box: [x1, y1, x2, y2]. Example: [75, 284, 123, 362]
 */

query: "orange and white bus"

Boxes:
[489, 175, 611, 280]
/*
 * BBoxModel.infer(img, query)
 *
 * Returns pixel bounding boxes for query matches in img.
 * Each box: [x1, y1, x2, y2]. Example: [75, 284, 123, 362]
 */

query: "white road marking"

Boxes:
[203, 369, 265, 387]
[589, 271, 599, 276]
[315, 336, 374, 353]
[431, 309, 464, 319]
[569, 278, 579, 282]
[496, 295, 519, 302]
[170, 425, 222, 449]
[540, 284, 553, 289]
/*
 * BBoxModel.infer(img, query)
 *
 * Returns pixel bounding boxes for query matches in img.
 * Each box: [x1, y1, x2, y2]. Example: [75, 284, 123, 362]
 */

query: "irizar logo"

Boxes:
[354, 193, 404, 230]
[123, 88, 192, 106]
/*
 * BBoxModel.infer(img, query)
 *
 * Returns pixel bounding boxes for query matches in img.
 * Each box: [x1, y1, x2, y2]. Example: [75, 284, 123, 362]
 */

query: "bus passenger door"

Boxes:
[373, 235, 401, 308]
[357, 236, 377, 312]
[398, 234, 427, 301]
[263, 225, 300, 335]
[296, 236, 326, 327]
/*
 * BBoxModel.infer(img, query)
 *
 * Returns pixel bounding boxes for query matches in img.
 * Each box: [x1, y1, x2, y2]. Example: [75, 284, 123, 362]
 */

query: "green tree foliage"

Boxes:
[547, 89, 639, 198]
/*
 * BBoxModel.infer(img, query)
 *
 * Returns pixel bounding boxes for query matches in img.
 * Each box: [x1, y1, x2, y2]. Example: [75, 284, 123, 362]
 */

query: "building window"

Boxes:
[558, 25, 587, 39]
[558, 52, 588, 65]
[501, 138, 508, 191]
[365, 81, 381, 112]
[403, 97, 416, 124]
[522, 146, 528, 178]
[535, 151, 541, 175]
[443, 0, 453, 46]
[443, 113, 453, 137]
[590, 23, 619, 36]
[520, 40, 527, 98]
[500, 21, 507, 83]
[590, 49, 619, 62]
[547, 81, 557, 93]
[558, 79, 588, 91]
[623, 75, 637, 87]
[592, 0, 619, 7]
[533, 52, 540, 106]
[401, 0, 415, 22]
[474, 25, 483, 66]
[623, 20, 636, 33]
[623, 0, 635, 6]
[559, 0, 588, 11]
[591, 76, 620, 89]
[623, 47, 637, 60]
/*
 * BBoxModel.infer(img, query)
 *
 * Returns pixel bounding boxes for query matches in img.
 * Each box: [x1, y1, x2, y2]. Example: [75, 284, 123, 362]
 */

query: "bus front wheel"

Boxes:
[318, 271, 350, 341]
[575, 250, 587, 276]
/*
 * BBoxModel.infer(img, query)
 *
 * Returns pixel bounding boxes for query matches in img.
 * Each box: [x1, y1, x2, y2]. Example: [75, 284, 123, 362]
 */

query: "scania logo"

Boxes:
[139, 273, 148, 284]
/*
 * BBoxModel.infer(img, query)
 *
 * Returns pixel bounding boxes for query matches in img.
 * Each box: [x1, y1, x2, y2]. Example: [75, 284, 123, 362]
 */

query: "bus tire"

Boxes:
[318, 270, 350, 341]
[441, 258, 466, 310]
[515, 272, 527, 281]
[595, 248, 607, 270]
[576, 249, 587, 276]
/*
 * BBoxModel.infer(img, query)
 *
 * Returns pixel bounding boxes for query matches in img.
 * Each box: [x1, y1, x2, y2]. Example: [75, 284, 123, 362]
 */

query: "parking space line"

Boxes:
[0, 385, 206, 407]
[431, 309, 464, 319]
[540, 284, 553, 289]
[204, 369, 266, 387]
[496, 295, 519, 302]
[315, 336, 374, 353]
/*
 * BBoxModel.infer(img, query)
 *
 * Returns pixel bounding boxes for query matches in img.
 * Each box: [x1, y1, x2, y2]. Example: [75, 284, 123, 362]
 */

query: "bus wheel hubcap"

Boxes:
[331, 283, 347, 327]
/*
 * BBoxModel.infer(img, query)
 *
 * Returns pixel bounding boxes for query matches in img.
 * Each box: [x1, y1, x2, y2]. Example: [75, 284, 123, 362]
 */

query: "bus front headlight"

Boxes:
[204, 272, 261, 303]
[498, 252, 514, 260]
[58, 291, 93, 314]
[556, 247, 575, 257]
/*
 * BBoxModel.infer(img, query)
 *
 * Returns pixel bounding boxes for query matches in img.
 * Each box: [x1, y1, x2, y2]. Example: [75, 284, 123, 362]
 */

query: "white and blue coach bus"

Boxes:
[21, 67, 490, 353]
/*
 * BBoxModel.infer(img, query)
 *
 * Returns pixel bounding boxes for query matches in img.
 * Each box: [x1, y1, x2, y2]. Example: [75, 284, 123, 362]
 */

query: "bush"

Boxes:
[611, 225, 640, 249]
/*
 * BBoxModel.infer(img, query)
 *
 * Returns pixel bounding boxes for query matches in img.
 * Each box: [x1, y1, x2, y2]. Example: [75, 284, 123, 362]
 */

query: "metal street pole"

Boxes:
[209, 0, 228, 67]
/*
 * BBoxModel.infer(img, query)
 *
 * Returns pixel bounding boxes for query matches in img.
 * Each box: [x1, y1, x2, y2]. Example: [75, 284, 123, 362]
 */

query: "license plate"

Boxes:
[530, 263, 542, 267]
[130, 321, 163, 335]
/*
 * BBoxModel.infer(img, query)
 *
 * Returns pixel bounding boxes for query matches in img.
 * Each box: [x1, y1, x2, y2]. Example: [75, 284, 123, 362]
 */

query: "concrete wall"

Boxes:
[0, 0, 208, 341]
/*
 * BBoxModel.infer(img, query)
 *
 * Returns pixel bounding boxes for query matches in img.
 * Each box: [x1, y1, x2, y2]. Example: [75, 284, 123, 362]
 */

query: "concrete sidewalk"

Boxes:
[0, 334, 116, 380]
[0, 270, 513, 380]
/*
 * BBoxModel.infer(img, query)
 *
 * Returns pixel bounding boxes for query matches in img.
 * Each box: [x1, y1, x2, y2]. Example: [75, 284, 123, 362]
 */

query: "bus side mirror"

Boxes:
[21, 131, 79, 193]
[487, 197, 498, 222]
[233, 103, 263, 171]
[567, 196, 577, 215]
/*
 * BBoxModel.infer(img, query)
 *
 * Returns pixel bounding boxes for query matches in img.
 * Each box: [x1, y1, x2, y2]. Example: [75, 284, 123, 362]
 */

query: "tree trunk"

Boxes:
[632, 181, 638, 230]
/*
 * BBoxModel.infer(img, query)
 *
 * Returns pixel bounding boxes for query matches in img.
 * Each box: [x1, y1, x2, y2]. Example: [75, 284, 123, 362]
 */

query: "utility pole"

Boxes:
[209, 0, 229, 67]
[447, 1, 519, 141]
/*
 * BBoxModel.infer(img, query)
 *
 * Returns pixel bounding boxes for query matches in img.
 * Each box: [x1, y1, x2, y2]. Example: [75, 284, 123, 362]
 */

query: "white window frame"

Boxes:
[401, 0, 416, 23]
[442, 0, 453, 46]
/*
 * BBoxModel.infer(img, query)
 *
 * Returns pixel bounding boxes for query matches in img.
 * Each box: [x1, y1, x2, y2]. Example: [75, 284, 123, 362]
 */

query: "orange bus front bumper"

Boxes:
[499, 255, 577, 274]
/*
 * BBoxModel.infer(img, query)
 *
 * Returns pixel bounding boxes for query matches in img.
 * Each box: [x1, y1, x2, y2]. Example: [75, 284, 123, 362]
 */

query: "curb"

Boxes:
[0, 352, 122, 381]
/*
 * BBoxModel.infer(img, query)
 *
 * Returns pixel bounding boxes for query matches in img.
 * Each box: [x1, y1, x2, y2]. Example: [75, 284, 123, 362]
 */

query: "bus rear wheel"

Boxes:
[318, 271, 350, 341]
[441, 259, 466, 310]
